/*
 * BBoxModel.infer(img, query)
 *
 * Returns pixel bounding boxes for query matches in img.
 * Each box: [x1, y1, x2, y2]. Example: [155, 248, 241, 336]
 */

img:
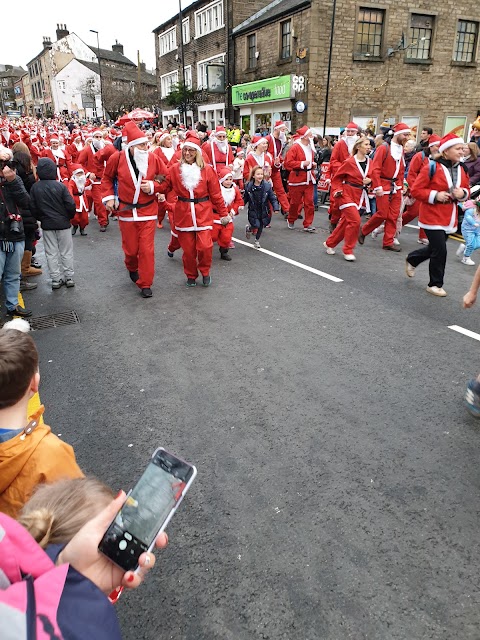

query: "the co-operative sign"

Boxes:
[232, 75, 293, 105]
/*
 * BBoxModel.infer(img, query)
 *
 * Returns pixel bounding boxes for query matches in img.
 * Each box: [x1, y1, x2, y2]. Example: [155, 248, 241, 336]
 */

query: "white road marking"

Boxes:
[448, 325, 480, 342]
[405, 224, 420, 229]
[232, 237, 343, 283]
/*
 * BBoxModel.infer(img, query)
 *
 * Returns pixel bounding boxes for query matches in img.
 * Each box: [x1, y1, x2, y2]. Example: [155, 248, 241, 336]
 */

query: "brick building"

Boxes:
[0, 65, 25, 114]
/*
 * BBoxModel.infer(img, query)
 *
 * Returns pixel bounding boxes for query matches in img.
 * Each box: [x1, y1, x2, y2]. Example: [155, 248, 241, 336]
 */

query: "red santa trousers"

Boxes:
[167, 212, 181, 253]
[402, 200, 427, 241]
[271, 171, 290, 212]
[91, 183, 108, 227]
[361, 191, 401, 247]
[211, 223, 234, 249]
[118, 219, 156, 289]
[157, 200, 167, 225]
[71, 210, 89, 229]
[177, 230, 213, 279]
[325, 205, 361, 255]
[328, 199, 342, 225]
[288, 184, 315, 227]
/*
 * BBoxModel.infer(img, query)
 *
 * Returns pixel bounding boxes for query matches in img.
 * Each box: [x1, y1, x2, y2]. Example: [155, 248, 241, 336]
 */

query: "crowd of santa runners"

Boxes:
[2, 113, 480, 312]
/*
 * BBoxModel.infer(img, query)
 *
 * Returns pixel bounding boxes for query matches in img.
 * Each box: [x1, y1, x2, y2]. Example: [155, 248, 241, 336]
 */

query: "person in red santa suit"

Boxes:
[66, 130, 85, 163]
[152, 133, 176, 229]
[401, 134, 441, 244]
[77, 130, 110, 231]
[323, 137, 373, 261]
[211, 167, 244, 262]
[328, 122, 360, 229]
[0, 123, 19, 148]
[266, 121, 290, 215]
[243, 136, 274, 182]
[158, 131, 229, 287]
[284, 126, 317, 232]
[67, 164, 92, 237]
[102, 121, 168, 299]
[40, 135, 73, 183]
[405, 133, 470, 297]
[202, 126, 234, 176]
[359, 122, 411, 251]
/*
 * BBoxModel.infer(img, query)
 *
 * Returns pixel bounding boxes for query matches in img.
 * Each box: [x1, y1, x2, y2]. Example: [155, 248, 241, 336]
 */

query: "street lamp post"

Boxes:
[323, 0, 337, 138]
[90, 29, 105, 121]
[178, 0, 187, 125]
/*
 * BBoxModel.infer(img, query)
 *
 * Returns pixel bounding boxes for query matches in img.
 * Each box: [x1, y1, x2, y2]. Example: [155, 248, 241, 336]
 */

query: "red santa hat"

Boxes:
[428, 134, 442, 148]
[182, 131, 202, 152]
[49, 135, 59, 143]
[296, 125, 312, 138]
[218, 167, 233, 183]
[92, 129, 103, 137]
[213, 125, 226, 136]
[124, 121, 148, 148]
[159, 131, 171, 143]
[274, 120, 287, 130]
[251, 135, 265, 147]
[392, 122, 411, 136]
[345, 121, 359, 131]
[70, 164, 84, 176]
[439, 132, 465, 153]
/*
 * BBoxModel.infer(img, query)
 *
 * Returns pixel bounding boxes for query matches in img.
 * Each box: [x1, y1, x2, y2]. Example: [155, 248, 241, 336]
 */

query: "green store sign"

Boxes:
[232, 75, 292, 105]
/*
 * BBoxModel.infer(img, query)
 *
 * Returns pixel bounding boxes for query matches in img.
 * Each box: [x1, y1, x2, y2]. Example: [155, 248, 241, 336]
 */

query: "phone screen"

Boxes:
[99, 449, 195, 571]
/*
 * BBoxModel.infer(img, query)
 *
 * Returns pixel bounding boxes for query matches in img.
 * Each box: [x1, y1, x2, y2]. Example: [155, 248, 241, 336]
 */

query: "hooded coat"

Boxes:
[29, 158, 76, 230]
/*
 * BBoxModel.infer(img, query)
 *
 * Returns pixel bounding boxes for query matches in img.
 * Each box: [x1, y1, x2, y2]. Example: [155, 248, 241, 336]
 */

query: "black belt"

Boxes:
[116, 198, 155, 213]
[344, 181, 366, 190]
[178, 196, 210, 204]
[380, 177, 398, 201]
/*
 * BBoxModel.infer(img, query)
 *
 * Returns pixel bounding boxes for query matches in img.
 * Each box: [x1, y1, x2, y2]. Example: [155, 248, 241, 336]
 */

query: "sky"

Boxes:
[1, 0, 196, 71]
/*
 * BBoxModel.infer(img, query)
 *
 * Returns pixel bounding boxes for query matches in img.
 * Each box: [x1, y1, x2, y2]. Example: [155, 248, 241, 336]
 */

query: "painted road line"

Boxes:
[233, 237, 343, 283]
[448, 325, 480, 342]
[17, 294, 44, 423]
[405, 224, 420, 229]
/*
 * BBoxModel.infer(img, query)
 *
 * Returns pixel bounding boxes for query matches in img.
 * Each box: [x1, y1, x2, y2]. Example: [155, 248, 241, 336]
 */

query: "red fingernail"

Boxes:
[116, 490, 123, 499]
[127, 574, 135, 583]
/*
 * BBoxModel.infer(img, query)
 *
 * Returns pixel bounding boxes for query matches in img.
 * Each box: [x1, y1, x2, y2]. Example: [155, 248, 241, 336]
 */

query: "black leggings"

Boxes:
[407, 229, 448, 287]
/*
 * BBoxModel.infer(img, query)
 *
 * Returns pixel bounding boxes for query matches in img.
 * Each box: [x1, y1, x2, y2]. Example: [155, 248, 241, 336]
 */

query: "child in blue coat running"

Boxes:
[244, 166, 279, 248]
[457, 199, 480, 265]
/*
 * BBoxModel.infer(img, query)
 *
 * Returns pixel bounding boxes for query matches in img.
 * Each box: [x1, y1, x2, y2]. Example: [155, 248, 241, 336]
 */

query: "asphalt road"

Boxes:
[19, 207, 480, 640]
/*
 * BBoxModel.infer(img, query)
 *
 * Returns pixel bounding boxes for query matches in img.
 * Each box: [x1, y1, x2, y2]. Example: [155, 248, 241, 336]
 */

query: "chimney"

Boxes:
[42, 36, 52, 50]
[140, 62, 146, 72]
[112, 40, 124, 55]
[56, 23, 70, 41]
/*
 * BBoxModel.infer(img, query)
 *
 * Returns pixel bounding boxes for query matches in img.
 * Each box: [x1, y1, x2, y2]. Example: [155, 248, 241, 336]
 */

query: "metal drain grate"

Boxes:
[29, 310, 80, 331]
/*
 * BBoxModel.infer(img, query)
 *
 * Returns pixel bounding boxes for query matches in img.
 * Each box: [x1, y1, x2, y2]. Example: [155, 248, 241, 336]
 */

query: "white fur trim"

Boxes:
[393, 129, 411, 136]
[428, 190, 438, 204]
[180, 162, 201, 190]
[127, 136, 148, 148]
[183, 141, 201, 152]
[221, 184, 236, 206]
[439, 137, 464, 153]
[2, 318, 30, 332]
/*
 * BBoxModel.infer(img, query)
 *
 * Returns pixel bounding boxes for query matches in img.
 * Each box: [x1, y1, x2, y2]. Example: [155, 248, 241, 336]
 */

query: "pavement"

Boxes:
[15, 208, 480, 640]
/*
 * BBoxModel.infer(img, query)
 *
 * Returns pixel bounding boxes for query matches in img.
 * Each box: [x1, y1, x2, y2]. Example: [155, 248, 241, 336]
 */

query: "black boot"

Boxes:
[219, 247, 232, 261]
[72, 225, 78, 236]
[129, 271, 139, 283]
[80, 227, 88, 236]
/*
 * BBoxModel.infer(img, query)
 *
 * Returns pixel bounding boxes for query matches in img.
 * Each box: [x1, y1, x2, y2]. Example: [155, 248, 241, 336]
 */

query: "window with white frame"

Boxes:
[195, 0, 224, 38]
[197, 54, 225, 89]
[181, 65, 192, 89]
[182, 18, 190, 44]
[159, 27, 177, 56]
[160, 70, 179, 97]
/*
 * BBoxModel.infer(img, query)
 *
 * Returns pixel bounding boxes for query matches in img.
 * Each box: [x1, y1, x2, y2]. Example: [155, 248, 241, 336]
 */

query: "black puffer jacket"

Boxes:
[29, 158, 76, 230]
[0, 176, 30, 243]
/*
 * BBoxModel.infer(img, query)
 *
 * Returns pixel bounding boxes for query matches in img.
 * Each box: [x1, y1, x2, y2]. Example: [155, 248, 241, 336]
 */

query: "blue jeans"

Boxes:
[0, 241, 24, 311]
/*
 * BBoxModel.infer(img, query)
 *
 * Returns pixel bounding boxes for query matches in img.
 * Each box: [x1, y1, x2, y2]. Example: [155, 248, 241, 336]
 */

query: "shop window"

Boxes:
[356, 8, 385, 58]
[247, 34, 257, 69]
[280, 20, 291, 59]
[454, 20, 478, 63]
[407, 14, 434, 60]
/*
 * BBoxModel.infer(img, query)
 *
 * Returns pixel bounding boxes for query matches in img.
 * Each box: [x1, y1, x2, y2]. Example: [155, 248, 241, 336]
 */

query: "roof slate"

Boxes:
[233, 0, 310, 35]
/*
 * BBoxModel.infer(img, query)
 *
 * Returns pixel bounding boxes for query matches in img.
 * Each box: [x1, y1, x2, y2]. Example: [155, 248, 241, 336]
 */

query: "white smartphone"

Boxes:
[98, 447, 197, 572]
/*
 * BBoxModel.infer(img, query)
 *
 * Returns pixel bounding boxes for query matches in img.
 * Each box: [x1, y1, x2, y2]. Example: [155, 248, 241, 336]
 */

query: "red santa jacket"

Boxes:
[329, 138, 351, 177]
[159, 162, 228, 232]
[67, 177, 93, 214]
[243, 151, 274, 181]
[202, 139, 234, 174]
[66, 142, 84, 164]
[406, 150, 429, 190]
[77, 143, 108, 184]
[265, 134, 284, 171]
[213, 183, 244, 224]
[40, 148, 72, 182]
[284, 141, 316, 186]
[153, 146, 176, 167]
[370, 142, 405, 194]
[331, 155, 373, 212]
[102, 149, 167, 222]
[411, 159, 470, 233]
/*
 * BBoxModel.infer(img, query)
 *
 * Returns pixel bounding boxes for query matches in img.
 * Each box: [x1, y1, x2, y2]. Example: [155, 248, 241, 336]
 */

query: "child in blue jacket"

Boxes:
[244, 166, 279, 248]
[457, 199, 480, 265]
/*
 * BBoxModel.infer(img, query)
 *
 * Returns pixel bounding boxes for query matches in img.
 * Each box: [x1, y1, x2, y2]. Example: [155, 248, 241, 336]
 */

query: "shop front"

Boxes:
[232, 75, 294, 135]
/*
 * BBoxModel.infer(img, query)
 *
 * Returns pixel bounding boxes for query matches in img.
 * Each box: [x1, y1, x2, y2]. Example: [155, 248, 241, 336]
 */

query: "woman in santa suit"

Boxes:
[406, 133, 470, 297]
[211, 167, 244, 262]
[323, 137, 373, 261]
[66, 131, 84, 163]
[243, 137, 274, 183]
[152, 133, 176, 229]
[159, 131, 229, 287]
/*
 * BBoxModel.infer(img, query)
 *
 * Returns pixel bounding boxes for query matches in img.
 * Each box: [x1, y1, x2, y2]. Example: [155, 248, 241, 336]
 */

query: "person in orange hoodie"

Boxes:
[0, 319, 83, 518]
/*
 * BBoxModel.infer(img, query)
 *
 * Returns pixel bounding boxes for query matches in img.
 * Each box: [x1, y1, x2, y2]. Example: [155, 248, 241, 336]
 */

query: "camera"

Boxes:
[9, 219, 21, 235]
[0, 159, 18, 171]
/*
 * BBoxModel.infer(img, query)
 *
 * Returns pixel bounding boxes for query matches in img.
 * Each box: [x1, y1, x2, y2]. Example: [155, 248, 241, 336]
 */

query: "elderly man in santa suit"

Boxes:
[158, 131, 229, 287]
[359, 122, 411, 252]
[41, 135, 73, 183]
[102, 121, 167, 298]
[0, 124, 19, 148]
[328, 121, 359, 229]
[77, 129, 111, 231]
[284, 126, 317, 232]
[266, 121, 290, 215]
[202, 125, 234, 176]
[67, 164, 92, 237]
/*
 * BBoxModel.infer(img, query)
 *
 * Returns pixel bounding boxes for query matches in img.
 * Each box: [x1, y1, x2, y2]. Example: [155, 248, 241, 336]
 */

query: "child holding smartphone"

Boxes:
[244, 166, 280, 248]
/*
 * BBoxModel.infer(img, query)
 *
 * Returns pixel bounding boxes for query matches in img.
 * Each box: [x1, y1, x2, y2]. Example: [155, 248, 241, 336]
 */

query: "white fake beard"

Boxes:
[215, 139, 228, 154]
[346, 135, 358, 153]
[51, 147, 65, 159]
[92, 139, 105, 151]
[252, 150, 264, 164]
[74, 141, 83, 150]
[390, 142, 403, 161]
[133, 147, 149, 176]
[180, 161, 201, 190]
[73, 175, 86, 192]
[221, 184, 235, 205]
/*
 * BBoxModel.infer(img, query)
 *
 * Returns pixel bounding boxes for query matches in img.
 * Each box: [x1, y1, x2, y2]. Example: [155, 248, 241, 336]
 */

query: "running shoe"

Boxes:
[465, 379, 480, 418]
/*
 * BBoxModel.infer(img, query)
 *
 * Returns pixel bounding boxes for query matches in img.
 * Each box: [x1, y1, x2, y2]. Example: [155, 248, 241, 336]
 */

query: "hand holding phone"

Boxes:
[98, 448, 197, 572]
